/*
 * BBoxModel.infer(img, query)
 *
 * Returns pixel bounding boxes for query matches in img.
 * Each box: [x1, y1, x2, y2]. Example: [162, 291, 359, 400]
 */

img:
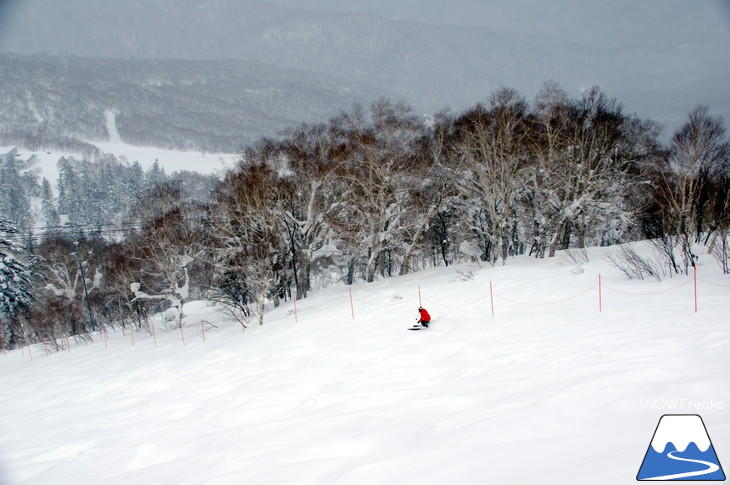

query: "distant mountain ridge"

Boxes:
[0, 53, 392, 153]
[1, 0, 581, 112]
[0, 0, 728, 148]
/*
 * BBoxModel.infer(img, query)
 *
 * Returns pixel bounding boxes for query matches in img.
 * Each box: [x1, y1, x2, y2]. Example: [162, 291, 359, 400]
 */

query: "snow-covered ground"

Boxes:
[94, 143, 234, 176]
[0, 244, 728, 484]
[21, 144, 234, 183]
[14, 111, 237, 185]
[94, 111, 236, 175]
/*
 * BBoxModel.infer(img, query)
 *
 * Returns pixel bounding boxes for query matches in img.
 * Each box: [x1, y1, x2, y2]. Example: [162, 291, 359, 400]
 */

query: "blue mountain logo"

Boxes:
[637, 414, 725, 481]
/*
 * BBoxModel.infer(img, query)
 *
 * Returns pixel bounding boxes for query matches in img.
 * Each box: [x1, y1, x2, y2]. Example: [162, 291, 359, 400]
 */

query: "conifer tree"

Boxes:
[0, 152, 33, 234]
[0, 218, 34, 327]
[41, 178, 61, 230]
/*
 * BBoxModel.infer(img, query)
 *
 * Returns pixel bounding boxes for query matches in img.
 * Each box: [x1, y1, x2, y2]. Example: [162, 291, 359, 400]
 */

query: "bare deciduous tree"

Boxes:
[278, 122, 340, 297]
[655, 105, 728, 271]
[329, 99, 427, 282]
[451, 88, 529, 264]
[528, 85, 631, 257]
[127, 182, 203, 328]
[209, 156, 289, 325]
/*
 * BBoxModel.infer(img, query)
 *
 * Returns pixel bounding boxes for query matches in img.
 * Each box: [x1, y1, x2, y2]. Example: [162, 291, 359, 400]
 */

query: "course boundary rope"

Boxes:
[493, 285, 597, 306]
[422, 294, 490, 308]
[353, 297, 417, 307]
[697, 277, 730, 288]
[602, 279, 692, 296]
[299, 296, 352, 311]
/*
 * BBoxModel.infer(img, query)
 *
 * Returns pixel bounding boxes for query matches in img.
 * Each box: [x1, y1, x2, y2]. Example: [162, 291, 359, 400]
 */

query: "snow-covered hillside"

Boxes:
[0, 244, 728, 484]
[22, 145, 233, 181]
[95, 110, 237, 175]
[17, 114, 236, 183]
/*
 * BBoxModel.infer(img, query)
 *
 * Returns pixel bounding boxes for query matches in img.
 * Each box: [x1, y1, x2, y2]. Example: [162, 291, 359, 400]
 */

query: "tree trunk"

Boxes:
[401, 225, 427, 275]
[257, 298, 265, 326]
[548, 231, 560, 258]
[346, 258, 356, 286]
[366, 251, 378, 283]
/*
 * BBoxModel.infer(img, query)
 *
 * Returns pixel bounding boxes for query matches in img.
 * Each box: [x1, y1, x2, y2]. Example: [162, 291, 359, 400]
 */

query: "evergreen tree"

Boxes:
[0, 152, 33, 234]
[146, 160, 166, 189]
[127, 161, 145, 204]
[78, 159, 105, 235]
[41, 178, 61, 230]
[0, 218, 34, 324]
[57, 157, 80, 217]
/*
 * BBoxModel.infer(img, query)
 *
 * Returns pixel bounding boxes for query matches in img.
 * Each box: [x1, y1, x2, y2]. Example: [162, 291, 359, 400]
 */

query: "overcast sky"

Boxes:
[3, 0, 729, 46]
[1, 0, 728, 133]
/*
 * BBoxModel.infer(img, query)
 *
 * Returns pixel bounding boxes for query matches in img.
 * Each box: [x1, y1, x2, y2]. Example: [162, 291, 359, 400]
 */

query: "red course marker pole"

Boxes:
[349, 287, 355, 320]
[489, 281, 495, 318]
[693, 265, 698, 313]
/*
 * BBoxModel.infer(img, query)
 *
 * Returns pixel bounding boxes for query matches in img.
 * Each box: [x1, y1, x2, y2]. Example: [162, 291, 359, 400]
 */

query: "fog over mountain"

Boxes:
[0, 0, 728, 141]
[0, 53, 392, 152]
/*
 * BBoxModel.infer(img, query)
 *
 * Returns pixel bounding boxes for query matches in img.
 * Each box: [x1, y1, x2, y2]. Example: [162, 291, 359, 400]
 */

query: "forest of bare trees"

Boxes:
[1, 85, 728, 349]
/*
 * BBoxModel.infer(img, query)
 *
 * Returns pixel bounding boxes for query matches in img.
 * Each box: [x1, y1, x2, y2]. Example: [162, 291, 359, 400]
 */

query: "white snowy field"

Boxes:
[1, 244, 728, 484]
[14, 111, 236, 187]
[92, 110, 237, 175]
[22, 144, 234, 182]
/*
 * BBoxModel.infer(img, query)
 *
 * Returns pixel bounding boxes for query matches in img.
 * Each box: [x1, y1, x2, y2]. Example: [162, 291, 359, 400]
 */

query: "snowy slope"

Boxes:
[22, 146, 233, 183]
[95, 110, 237, 175]
[19, 110, 236, 183]
[0, 244, 728, 484]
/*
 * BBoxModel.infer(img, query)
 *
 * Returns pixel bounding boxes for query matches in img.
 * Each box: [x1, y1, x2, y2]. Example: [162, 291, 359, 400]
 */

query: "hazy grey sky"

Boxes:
[3, 0, 728, 59]
[1, 0, 728, 132]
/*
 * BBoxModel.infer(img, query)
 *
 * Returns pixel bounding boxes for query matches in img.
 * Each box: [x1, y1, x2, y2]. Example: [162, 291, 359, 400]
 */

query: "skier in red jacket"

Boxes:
[417, 306, 431, 328]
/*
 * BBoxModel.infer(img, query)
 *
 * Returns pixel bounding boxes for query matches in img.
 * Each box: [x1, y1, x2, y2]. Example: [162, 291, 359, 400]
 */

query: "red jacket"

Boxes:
[418, 308, 431, 322]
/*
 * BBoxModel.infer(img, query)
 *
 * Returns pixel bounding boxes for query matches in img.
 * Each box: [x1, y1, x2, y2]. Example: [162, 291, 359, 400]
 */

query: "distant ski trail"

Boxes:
[641, 450, 720, 480]
[105, 110, 122, 143]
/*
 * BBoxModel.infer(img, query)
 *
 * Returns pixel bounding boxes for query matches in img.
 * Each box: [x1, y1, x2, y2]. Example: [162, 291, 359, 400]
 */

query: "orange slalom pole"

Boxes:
[693, 265, 698, 313]
[349, 287, 355, 319]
